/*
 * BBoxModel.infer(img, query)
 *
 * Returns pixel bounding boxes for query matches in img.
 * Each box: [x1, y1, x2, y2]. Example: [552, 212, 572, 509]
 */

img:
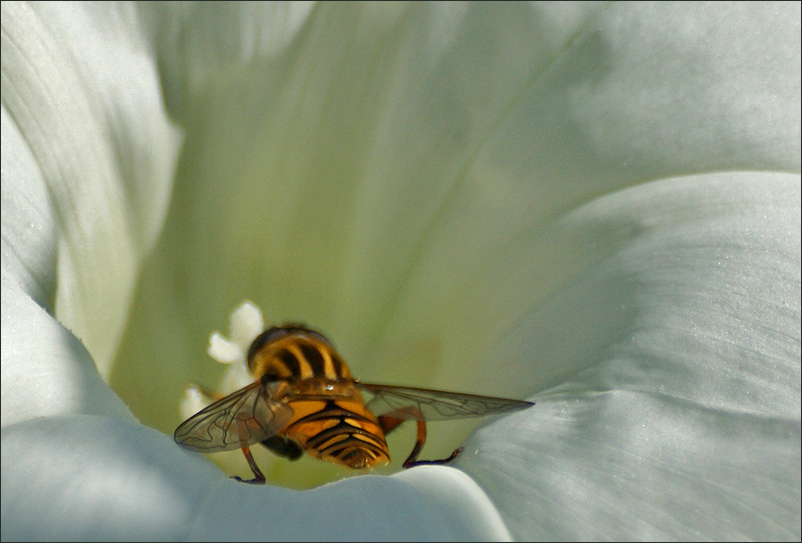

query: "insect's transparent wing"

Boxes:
[174, 380, 294, 453]
[359, 383, 534, 421]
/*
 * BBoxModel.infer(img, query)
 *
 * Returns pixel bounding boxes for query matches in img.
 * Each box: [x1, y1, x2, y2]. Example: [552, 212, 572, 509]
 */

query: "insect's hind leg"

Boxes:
[378, 415, 463, 468]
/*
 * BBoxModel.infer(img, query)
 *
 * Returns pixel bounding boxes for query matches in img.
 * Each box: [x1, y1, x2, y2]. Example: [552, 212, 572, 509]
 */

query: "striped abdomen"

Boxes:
[282, 397, 389, 469]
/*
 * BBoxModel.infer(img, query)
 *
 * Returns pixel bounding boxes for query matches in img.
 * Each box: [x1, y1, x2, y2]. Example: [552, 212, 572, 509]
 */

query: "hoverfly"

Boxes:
[174, 325, 534, 484]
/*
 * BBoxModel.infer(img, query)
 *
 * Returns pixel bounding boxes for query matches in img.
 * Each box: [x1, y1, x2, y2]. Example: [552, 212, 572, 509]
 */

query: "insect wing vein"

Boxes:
[359, 383, 534, 421]
[174, 381, 294, 453]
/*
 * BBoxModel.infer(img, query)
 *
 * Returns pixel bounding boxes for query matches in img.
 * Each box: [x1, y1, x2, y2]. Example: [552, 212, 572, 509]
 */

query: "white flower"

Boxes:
[2, 2, 799, 540]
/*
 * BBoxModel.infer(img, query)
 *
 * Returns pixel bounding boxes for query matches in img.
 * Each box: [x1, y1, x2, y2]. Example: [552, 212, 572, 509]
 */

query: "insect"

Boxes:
[174, 324, 534, 484]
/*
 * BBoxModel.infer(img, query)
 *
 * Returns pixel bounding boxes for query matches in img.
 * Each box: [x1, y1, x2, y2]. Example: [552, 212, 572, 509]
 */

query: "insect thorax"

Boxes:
[247, 326, 354, 382]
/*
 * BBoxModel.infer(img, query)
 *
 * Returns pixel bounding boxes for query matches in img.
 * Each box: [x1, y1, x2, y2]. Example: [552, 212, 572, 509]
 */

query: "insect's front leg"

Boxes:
[232, 443, 267, 484]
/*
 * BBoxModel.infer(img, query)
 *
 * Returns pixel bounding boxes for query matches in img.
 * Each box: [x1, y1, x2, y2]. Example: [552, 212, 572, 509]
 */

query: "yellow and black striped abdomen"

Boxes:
[282, 398, 390, 469]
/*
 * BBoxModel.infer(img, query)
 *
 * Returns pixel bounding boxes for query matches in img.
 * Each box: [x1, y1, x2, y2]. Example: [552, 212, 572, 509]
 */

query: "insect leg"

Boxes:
[401, 418, 427, 467]
[377, 415, 405, 435]
[232, 443, 267, 484]
[231, 421, 267, 484]
[399, 419, 463, 468]
[404, 445, 463, 468]
[378, 410, 463, 468]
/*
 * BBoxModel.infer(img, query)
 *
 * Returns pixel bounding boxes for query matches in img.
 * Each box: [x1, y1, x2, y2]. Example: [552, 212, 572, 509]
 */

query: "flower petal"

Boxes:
[1, 415, 512, 541]
[1, 1, 181, 375]
[1, 277, 133, 426]
[463, 172, 801, 540]
[152, 1, 315, 122]
[3, 2, 798, 540]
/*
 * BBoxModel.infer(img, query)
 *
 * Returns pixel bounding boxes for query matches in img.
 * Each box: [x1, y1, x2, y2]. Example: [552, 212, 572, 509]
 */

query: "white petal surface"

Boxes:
[1, 1, 181, 375]
[1, 415, 511, 541]
[151, 1, 314, 122]
[464, 172, 801, 540]
[1, 274, 133, 426]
